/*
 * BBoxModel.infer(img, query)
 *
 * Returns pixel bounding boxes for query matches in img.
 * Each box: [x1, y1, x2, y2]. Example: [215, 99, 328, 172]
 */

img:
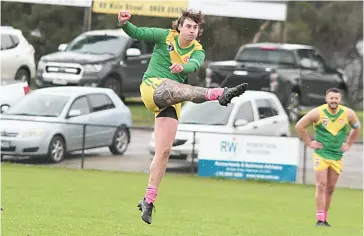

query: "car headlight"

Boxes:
[83, 64, 102, 73]
[22, 129, 45, 137]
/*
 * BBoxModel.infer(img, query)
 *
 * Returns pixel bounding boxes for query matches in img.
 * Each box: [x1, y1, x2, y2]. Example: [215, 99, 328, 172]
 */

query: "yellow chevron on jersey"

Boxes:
[165, 30, 203, 65]
[313, 104, 350, 160]
[314, 104, 349, 136]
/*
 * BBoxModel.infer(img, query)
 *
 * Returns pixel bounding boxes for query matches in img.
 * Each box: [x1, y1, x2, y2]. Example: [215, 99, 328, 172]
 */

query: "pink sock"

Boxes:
[205, 88, 224, 101]
[324, 211, 328, 221]
[316, 210, 325, 222]
[145, 185, 158, 204]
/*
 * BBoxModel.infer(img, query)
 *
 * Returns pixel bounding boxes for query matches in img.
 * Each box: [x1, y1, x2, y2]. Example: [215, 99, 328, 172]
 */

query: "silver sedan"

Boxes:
[0, 86, 132, 163]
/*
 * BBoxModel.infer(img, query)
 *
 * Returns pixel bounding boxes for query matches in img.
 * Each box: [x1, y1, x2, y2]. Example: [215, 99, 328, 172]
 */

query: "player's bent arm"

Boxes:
[119, 21, 167, 43]
[182, 50, 205, 74]
[295, 108, 320, 145]
[346, 109, 361, 147]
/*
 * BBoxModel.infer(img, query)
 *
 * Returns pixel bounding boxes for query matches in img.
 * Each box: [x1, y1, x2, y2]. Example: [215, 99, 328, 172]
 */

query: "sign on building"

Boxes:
[92, 0, 188, 18]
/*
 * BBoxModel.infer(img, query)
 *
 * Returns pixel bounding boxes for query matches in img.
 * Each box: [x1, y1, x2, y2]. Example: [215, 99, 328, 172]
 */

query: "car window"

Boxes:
[235, 48, 296, 66]
[235, 101, 254, 122]
[6, 93, 69, 117]
[88, 94, 115, 112]
[69, 96, 90, 116]
[1, 34, 15, 50]
[266, 99, 279, 116]
[10, 35, 20, 47]
[65, 34, 128, 56]
[179, 102, 234, 125]
[308, 50, 326, 70]
[255, 99, 278, 119]
[297, 49, 326, 71]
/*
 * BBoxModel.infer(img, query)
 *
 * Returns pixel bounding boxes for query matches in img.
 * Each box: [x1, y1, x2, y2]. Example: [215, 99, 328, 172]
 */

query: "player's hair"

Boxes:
[171, 9, 205, 37]
[326, 88, 341, 95]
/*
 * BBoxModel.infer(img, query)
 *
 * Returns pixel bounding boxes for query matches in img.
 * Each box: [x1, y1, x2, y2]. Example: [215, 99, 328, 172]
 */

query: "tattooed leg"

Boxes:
[153, 79, 224, 109]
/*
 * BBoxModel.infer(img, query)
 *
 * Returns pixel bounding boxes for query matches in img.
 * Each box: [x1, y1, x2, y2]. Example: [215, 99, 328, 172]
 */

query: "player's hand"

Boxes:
[340, 143, 350, 152]
[118, 11, 131, 25]
[170, 63, 184, 74]
[308, 140, 323, 150]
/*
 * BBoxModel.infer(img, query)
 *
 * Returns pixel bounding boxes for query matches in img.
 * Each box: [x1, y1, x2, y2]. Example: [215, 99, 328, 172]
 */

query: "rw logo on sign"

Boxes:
[220, 137, 237, 153]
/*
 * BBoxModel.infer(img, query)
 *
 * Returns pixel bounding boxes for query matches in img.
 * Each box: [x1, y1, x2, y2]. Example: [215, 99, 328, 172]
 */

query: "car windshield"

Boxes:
[179, 102, 234, 125]
[6, 93, 70, 117]
[66, 34, 128, 56]
[235, 48, 296, 66]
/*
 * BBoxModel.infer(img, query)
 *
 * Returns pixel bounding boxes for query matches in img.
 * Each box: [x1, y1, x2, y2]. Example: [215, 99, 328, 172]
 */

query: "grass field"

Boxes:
[1, 164, 363, 236]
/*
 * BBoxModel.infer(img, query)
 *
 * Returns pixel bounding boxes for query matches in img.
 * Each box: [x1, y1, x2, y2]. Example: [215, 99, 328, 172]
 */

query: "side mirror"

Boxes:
[234, 119, 248, 126]
[68, 109, 81, 118]
[0, 105, 10, 114]
[126, 48, 141, 57]
[58, 43, 68, 51]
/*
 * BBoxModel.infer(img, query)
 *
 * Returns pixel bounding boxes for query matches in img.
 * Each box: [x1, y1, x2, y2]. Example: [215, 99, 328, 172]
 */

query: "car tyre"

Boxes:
[109, 126, 129, 155]
[103, 77, 122, 98]
[47, 135, 66, 163]
[15, 68, 30, 85]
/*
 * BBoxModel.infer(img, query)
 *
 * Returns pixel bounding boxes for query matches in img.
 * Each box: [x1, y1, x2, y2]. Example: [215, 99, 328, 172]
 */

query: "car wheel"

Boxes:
[286, 92, 302, 123]
[103, 77, 122, 97]
[47, 135, 66, 163]
[15, 68, 30, 84]
[109, 126, 129, 155]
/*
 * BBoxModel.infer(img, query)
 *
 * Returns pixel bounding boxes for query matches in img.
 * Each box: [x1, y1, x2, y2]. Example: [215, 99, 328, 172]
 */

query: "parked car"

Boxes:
[204, 43, 349, 122]
[0, 86, 132, 163]
[0, 77, 30, 113]
[147, 90, 291, 160]
[0, 26, 36, 84]
[35, 29, 155, 100]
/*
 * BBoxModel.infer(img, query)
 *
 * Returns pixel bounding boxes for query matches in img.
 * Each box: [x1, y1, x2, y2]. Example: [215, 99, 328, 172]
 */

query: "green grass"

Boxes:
[1, 164, 363, 236]
[128, 103, 155, 127]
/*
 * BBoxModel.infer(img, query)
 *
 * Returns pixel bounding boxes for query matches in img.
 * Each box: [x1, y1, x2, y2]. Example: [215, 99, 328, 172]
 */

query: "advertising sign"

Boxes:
[93, 0, 188, 18]
[198, 133, 301, 182]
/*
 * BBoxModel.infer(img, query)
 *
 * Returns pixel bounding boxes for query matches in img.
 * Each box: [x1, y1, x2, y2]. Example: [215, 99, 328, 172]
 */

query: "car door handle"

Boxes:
[141, 59, 148, 64]
[253, 126, 258, 129]
[272, 120, 278, 124]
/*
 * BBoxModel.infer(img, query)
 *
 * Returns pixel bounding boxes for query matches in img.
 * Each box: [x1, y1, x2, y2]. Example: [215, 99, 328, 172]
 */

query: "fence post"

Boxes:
[191, 131, 196, 174]
[302, 143, 307, 185]
[81, 124, 86, 169]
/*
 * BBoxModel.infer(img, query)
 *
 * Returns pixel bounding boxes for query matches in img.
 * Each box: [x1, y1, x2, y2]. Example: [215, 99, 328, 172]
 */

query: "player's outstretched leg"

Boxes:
[152, 79, 248, 108]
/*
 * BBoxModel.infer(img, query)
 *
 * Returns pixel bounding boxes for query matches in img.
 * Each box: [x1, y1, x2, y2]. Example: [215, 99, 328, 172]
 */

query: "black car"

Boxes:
[35, 29, 155, 100]
[204, 43, 349, 122]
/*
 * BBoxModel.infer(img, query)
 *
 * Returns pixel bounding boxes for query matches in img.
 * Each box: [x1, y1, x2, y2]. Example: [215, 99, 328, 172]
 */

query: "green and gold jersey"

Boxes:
[120, 21, 205, 84]
[314, 104, 351, 160]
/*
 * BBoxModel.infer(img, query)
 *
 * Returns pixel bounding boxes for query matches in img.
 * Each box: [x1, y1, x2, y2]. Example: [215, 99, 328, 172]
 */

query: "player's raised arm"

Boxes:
[118, 11, 167, 43]
[295, 108, 321, 148]
[345, 109, 361, 147]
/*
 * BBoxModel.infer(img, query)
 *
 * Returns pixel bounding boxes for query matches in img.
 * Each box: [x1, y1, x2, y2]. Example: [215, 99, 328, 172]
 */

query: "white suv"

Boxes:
[148, 90, 291, 160]
[0, 26, 36, 84]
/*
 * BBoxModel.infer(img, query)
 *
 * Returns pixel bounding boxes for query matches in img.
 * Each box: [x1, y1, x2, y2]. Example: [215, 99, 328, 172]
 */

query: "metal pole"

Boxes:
[302, 143, 307, 185]
[191, 131, 196, 174]
[81, 124, 86, 169]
